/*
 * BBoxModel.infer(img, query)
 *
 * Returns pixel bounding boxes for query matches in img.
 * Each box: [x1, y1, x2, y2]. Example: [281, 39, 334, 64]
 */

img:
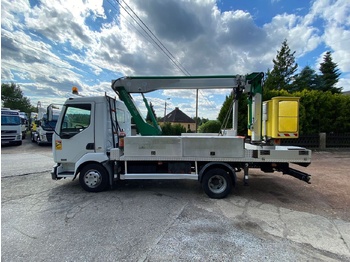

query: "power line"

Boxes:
[106, 0, 182, 71]
[115, 0, 191, 76]
[113, 1, 219, 115]
[120, 0, 192, 76]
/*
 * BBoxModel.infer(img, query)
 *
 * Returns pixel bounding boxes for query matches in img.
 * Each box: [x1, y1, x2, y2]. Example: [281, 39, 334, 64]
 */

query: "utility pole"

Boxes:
[164, 98, 170, 122]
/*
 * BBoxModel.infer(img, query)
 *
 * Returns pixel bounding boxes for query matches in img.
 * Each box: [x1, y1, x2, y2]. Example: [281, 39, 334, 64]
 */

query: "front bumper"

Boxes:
[51, 164, 59, 180]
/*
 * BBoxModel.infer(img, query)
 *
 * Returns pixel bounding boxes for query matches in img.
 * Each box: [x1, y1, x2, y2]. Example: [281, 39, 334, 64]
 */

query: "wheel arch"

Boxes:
[73, 153, 110, 180]
[199, 162, 237, 185]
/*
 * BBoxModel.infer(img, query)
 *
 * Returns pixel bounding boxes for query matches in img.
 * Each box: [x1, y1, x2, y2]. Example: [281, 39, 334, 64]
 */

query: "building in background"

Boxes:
[161, 107, 196, 132]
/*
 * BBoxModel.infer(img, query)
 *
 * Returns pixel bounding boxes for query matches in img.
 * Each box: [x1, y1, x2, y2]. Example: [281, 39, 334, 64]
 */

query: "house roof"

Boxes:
[161, 107, 195, 123]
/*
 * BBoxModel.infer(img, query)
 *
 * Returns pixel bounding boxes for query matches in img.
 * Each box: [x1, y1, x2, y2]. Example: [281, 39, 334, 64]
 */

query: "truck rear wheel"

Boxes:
[79, 163, 108, 192]
[202, 168, 232, 199]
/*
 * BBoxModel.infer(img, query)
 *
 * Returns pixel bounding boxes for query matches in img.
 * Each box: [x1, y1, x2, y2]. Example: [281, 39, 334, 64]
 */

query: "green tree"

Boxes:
[146, 102, 157, 123]
[264, 39, 298, 91]
[291, 66, 322, 92]
[193, 117, 209, 127]
[1, 83, 35, 113]
[198, 120, 221, 133]
[319, 51, 342, 93]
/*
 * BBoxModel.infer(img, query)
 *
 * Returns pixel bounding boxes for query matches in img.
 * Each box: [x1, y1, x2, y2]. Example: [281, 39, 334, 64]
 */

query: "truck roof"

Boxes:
[66, 96, 125, 106]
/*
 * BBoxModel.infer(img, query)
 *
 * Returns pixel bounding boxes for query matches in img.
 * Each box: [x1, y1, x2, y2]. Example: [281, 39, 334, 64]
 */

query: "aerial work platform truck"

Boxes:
[50, 72, 311, 198]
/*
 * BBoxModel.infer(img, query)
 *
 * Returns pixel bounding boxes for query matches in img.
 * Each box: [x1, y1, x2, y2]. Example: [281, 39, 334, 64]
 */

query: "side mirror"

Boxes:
[47, 105, 53, 121]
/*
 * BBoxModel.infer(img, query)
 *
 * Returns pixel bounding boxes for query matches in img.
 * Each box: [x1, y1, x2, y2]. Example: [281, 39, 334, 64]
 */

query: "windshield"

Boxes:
[1, 115, 21, 125]
[42, 115, 59, 130]
[42, 120, 58, 130]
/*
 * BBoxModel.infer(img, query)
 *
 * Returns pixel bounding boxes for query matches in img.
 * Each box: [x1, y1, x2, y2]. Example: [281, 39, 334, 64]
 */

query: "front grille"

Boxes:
[1, 135, 16, 142]
[1, 130, 16, 134]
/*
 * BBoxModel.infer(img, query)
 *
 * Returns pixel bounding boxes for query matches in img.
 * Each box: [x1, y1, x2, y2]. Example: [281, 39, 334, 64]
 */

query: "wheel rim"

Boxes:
[208, 175, 227, 194]
[83, 169, 102, 188]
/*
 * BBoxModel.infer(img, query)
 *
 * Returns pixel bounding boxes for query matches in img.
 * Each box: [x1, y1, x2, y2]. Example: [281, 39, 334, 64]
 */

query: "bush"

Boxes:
[160, 122, 186, 135]
[198, 120, 221, 133]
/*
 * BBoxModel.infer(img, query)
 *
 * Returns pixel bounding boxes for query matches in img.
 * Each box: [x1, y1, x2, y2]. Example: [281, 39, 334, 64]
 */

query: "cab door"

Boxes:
[54, 103, 94, 164]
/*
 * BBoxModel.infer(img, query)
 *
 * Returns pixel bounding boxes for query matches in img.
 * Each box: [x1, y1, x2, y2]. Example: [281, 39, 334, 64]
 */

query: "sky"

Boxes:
[1, 0, 350, 120]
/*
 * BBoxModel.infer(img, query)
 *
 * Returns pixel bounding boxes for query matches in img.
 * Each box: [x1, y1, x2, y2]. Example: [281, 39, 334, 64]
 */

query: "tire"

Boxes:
[202, 168, 232, 199]
[31, 133, 36, 143]
[79, 163, 109, 192]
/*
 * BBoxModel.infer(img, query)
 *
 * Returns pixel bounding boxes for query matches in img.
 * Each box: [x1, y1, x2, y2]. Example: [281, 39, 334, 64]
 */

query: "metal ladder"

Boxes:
[105, 95, 119, 148]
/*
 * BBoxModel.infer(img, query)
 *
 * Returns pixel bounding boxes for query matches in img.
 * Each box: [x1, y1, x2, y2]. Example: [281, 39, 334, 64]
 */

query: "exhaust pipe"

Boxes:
[283, 168, 311, 184]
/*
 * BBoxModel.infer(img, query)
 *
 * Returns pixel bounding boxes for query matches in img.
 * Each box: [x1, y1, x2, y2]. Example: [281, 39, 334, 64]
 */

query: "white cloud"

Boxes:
[306, 0, 350, 90]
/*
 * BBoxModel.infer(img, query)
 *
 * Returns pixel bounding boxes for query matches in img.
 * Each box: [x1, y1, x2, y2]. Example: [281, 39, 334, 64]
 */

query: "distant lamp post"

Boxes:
[164, 98, 170, 122]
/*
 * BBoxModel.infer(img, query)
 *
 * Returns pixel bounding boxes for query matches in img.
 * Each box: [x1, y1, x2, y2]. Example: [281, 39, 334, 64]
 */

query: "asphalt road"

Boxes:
[1, 136, 350, 261]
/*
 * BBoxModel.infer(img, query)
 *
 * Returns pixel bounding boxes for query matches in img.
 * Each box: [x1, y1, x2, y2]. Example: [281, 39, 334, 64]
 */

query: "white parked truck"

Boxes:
[32, 106, 60, 145]
[50, 73, 312, 198]
[19, 112, 28, 139]
[1, 108, 22, 146]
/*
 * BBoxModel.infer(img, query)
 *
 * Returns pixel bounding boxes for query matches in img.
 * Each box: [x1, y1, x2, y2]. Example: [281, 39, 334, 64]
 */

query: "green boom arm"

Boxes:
[112, 72, 264, 139]
[115, 86, 162, 136]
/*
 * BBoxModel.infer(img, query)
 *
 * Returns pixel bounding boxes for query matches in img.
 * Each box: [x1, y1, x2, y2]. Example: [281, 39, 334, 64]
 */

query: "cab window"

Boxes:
[60, 104, 91, 138]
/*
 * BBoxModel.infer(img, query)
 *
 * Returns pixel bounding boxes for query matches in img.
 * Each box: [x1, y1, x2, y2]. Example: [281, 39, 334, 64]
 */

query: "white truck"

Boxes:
[1, 108, 22, 146]
[32, 106, 60, 145]
[19, 112, 28, 139]
[50, 73, 312, 198]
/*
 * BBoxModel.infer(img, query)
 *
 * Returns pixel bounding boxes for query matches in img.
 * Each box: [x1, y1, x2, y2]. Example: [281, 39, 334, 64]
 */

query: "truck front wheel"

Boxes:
[79, 163, 108, 192]
[202, 168, 232, 199]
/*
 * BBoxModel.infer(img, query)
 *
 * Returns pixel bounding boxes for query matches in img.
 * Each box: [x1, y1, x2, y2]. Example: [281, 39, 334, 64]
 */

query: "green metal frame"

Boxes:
[245, 73, 264, 133]
[113, 72, 264, 137]
[117, 87, 162, 136]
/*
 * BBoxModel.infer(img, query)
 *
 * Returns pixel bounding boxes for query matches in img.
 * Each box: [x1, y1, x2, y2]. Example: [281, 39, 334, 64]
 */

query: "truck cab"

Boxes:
[1, 108, 22, 146]
[52, 96, 131, 179]
[19, 112, 28, 139]
[32, 110, 60, 145]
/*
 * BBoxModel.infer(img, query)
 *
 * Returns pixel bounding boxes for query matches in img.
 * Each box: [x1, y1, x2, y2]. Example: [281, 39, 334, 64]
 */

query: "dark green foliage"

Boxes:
[198, 120, 221, 133]
[193, 117, 209, 127]
[319, 51, 342, 93]
[146, 102, 157, 123]
[296, 90, 350, 133]
[160, 122, 186, 135]
[290, 66, 323, 92]
[70, 114, 90, 125]
[1, 83, 36, 113]
[264, 39, 298, 91]
[264, 44, 342, 94]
